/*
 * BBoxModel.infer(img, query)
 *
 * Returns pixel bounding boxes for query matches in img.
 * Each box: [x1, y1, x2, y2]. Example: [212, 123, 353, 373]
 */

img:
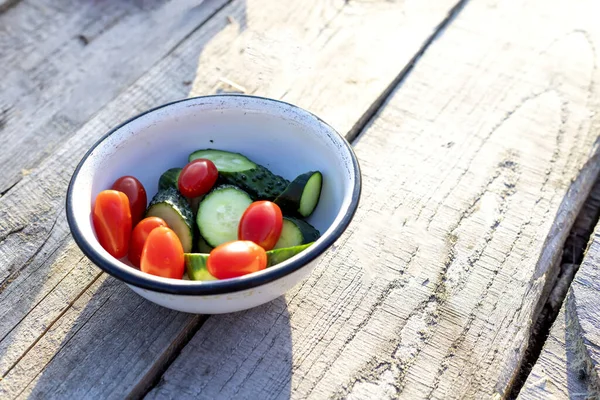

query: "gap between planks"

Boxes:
[0, 0, 20, 14]
[345, 0, 469, 143]
[509, 171, 600, 398]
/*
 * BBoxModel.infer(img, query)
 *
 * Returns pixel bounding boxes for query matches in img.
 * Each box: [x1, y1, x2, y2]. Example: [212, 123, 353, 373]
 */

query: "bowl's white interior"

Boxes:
[71, 96, 355, 281]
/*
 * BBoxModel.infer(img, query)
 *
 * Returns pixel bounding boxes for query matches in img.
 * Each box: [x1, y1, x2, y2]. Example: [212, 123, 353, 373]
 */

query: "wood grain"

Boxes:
[569, 228, 600, 397]
[147, 0, 600, 398]
[0, 0, 462, 397]
[512, 175, 600, 398]
[0, 0, 229, 195]
[518, 301, 596, 399]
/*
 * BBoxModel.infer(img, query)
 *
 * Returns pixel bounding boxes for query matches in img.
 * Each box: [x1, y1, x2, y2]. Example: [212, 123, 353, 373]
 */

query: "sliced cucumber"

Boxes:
[222, 165, 289, 201]
[274, 217, 320, 249]
[196, 185, 253, 247]
[267, 243, 314, 267]
[197, 236, 214, 253]
[158, 168, 182, 191]
[189, 149, 289, 200]
[189, 149, 256, 172]
[158, 168, 202, 213]
[146, 188, 194, 253]
[274, 171, 322, 217]
[184, 253, 217, 281]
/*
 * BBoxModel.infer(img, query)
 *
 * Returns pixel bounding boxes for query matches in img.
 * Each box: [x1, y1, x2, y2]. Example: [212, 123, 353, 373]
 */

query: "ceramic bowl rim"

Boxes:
[66, 94, 361, 296]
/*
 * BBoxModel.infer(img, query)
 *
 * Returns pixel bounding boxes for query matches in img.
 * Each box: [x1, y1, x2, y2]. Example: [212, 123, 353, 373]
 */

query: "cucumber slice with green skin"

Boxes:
[146, 188, 194, 253]
[196, 185, 253, 248]
[274, 217, 320, 249]
[221, 165, 289, 201]
[187, 243, 314, 278]
[158, 168, 203, 213]
[274, 171, 322, 217]
[189, 149, 289, 200]
[197, 236, 214, 253]
[184, 253, 217, 281]
[158, 168, 182, 191]
[189, 149, 256, 172]
[267, 243, 314, 267]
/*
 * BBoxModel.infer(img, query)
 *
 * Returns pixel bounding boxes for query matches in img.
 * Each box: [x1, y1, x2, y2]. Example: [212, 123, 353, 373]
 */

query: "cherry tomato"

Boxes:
[93, 190, 132, 258]
[140, 227, 185, 279]
[207, 240, 267, 279]
[128, 217, 168, 268]
[111, 176, 147, 225]
[238, 201, 283, 250]
[178, 159, 218, 198]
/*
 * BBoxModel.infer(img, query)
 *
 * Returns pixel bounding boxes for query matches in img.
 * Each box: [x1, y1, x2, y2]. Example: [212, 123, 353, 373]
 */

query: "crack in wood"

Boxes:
[346, 0, 470, 144]
[508, 172, 600, 398]
[0, 0, 20, 14]
[2, 264, 98, 379]
[0, 177, 21, 198]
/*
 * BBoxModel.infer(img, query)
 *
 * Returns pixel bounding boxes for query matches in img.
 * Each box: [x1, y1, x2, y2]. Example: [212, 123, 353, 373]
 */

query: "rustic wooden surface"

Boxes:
[2, 0, 600, 398]
[520, 237, 600, 400]
[147, 0, 600, 398]
[0, 0, 464, 398]
[0, 0, 229, 195]
[518, 178, 600, 399]
[569, 227, 600, 397]
[518, 301, 591, 399]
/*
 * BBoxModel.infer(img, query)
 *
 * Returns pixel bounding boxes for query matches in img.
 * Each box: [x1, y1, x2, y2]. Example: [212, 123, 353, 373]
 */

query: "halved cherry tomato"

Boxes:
[207, 240, 267, 279]
[140, 227, 185, 279]
[111, 176, 147, 225]
[238, 201, 283, 250]
[178, 159, 218, 198]
[93, 190, 132, 258]
[128, 217, 168, 268]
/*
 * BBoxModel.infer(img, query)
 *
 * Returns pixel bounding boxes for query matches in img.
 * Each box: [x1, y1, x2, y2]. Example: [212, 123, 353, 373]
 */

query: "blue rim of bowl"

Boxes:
[66, 94, 361, 295]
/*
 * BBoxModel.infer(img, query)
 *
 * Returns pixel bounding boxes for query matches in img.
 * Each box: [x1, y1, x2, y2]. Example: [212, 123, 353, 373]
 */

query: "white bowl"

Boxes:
[66, 95, 361, 314]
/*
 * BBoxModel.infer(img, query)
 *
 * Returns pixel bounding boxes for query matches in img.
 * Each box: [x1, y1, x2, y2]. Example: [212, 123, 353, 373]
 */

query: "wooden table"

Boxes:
[2, 0, 600, 398]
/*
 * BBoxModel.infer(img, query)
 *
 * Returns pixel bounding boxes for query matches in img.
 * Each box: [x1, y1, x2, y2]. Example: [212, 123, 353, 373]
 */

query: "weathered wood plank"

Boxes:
[569, 229, 600, 397]
[0, 0, 462, 397]
[519, 179, 600, 399]
[147, 0, 600, 398]
[0, 0, 229, 195]
[512, 174, 600, 398]
[0, 0, 135, 76]
[518, 301, 596, 399]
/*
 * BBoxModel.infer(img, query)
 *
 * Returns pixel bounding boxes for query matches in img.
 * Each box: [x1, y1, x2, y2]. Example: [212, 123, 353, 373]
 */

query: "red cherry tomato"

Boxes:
[178, 159, 218, 198]
[93, 190, 132, 258]
[208, 240, 267, 279]
[238, 201, 283, 250]
[140, 227, 185, 279]
[128, 217, 168, 268]
[111, 176, 147, 226]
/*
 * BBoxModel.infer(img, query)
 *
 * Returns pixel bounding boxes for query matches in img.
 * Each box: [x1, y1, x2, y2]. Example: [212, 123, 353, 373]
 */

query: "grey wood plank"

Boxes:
[517, 170, 600, 399]
[0, 0, 229, 195]
[0, 0, 135, 77]
[520, 178, 600, 399]
[518, 300, 597, 399]
[569, 230, 600, 398]
[147, 0, 600, 398]
[0, 0, 462, 397]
